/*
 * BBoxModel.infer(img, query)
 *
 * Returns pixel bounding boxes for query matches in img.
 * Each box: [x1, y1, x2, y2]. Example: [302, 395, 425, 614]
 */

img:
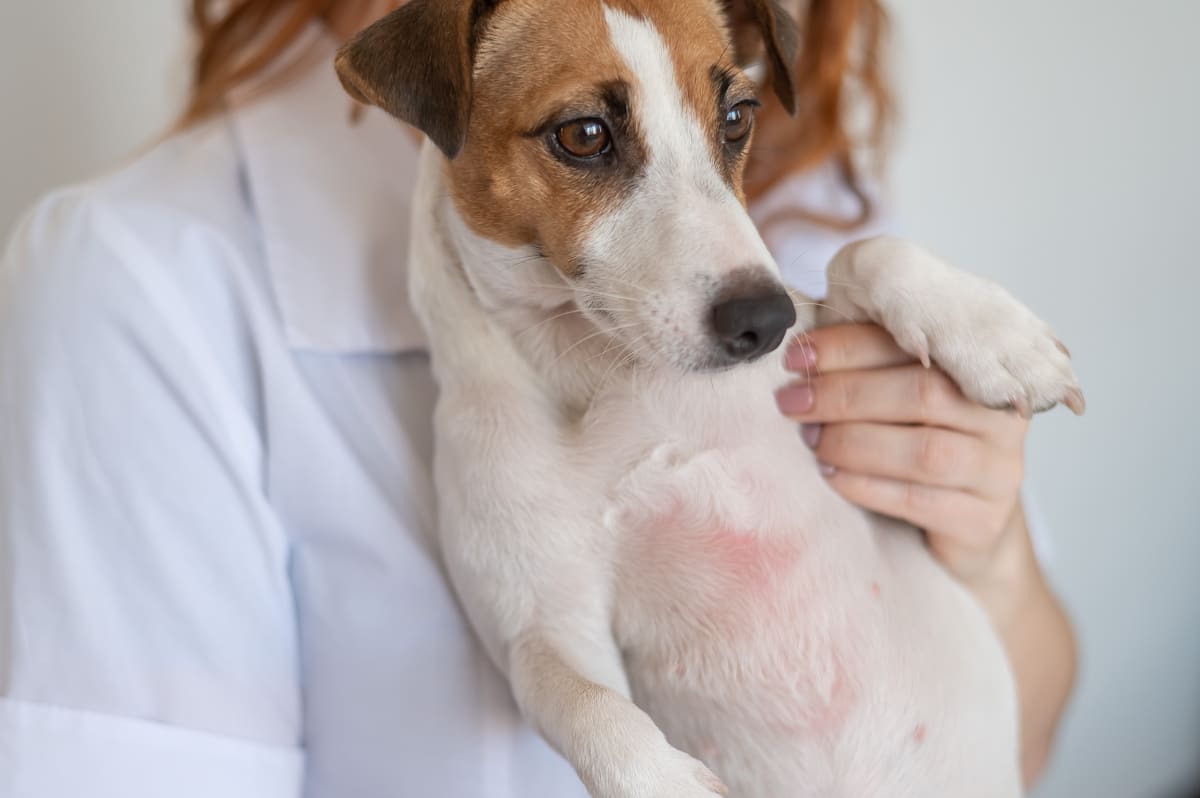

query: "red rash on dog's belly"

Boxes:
[642, 505, 803, 615]
[702, 524, 801, 594]
[624, 502, 864, 738]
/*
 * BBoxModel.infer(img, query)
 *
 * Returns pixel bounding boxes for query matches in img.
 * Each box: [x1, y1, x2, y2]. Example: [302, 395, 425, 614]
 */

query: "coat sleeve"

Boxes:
[0, 192, 304, 797]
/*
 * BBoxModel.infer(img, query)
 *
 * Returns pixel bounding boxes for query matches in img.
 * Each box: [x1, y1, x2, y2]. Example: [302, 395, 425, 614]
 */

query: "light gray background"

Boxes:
[2, 1, 1197, 796]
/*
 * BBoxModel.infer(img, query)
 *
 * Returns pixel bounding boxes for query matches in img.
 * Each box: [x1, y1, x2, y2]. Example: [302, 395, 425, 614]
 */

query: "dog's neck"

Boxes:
[439, 195, 634, 412]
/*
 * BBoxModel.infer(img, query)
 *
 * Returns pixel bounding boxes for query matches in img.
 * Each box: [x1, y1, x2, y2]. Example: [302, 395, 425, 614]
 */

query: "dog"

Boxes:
[336, 1, 1084, 795]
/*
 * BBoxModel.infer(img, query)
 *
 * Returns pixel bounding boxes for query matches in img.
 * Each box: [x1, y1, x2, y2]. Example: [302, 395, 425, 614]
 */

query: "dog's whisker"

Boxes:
[788, 327, 820, 383]
[785, 287, 814, 304]
[779, 244, 817, 273]
[782, 284, 857, 327]
[546, 287, 646, 304]
[548, 322, 640, 369]
[582, 288, 652, 303]
[795, 301, 856, 325]
[589, 352, 630, 392]
[514, 298, 646, 339]
[590, 327, 653, 395]
[505, 280, 650, 304]
[590, 334, 631, 364]
[515, 306, 591, 337]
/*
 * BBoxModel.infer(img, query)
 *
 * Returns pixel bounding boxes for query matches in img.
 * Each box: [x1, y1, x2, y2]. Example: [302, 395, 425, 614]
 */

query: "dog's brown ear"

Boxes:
[737, 0, 799, 115]
[335, 0, 496, 158]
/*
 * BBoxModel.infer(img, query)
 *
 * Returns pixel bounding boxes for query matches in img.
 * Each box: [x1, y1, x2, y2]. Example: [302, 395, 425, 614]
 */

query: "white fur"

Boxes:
[574, 9, 779, 372]
[405, 8, 1083, 797]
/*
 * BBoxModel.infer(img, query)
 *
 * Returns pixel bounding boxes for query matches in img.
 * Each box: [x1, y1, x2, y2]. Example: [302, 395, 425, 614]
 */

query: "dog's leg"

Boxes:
[509, 633, 728, 798]
[816, 235, 1085, 417]
[430, 386, 725, 798]
[430, 403, 726, 798]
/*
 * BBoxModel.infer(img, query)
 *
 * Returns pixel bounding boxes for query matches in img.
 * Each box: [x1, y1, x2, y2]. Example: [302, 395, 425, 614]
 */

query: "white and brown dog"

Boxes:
[336, 1, 1084, 795]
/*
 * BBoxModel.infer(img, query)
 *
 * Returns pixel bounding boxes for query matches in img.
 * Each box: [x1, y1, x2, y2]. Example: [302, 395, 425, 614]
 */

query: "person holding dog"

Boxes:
[0, 0, 1076, 795]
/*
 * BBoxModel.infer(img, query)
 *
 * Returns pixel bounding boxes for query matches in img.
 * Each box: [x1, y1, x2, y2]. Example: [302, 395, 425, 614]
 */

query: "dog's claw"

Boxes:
[1011, 393, 1033, 420]
[1055, 339, 1071, 358]
[1064, 386, 1087, 416]
[893, 324, 931, 369]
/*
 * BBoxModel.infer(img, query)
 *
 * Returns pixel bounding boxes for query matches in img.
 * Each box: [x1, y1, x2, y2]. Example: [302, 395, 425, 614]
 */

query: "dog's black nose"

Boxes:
[710, 290, 797, 363]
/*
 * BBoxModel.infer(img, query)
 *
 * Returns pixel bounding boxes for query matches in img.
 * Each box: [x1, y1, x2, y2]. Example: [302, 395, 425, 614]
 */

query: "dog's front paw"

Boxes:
[588, 744, 727, 798]
[646, 748, 729, 798]
[897, 284, 1085, 418]
[829, 237, 1085, 418]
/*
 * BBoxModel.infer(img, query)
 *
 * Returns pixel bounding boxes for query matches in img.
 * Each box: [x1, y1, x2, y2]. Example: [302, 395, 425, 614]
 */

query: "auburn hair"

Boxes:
[183, 0, 891, 227]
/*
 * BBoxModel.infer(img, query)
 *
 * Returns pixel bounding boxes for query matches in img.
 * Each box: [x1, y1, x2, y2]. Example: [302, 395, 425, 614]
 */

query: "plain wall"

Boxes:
[888, 2, 1200, 796]
[0, 2, 189, 232]
[2, 1, 1198, 796]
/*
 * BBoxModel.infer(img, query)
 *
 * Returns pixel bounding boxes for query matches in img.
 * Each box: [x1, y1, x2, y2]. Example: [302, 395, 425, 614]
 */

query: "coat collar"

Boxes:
[228, 26, 428, 353]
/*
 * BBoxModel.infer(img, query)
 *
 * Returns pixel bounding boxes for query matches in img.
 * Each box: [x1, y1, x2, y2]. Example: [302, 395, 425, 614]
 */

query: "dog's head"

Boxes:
[337, 0, 799, 371]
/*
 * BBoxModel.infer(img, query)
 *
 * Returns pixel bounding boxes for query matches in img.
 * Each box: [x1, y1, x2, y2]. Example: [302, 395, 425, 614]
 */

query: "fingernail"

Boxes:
[818, 461, 837, 477]
[776, 384, 815, 415]
[801, 423, 822, 449]
[785, 341, 818, 372]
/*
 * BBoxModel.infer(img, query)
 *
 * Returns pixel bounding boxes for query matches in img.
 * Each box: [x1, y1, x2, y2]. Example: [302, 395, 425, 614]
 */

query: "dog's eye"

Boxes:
[724, 102, 755, 143]
[556, 118, 612, 159]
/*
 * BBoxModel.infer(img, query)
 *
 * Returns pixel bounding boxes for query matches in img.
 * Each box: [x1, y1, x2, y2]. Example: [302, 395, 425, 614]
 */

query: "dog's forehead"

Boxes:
[604, 0, 731, 56]
[474, 0, 733, 110]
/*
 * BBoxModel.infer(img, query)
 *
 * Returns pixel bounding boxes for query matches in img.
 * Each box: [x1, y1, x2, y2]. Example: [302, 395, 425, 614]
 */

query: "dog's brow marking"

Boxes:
[602, 6, 722, 195]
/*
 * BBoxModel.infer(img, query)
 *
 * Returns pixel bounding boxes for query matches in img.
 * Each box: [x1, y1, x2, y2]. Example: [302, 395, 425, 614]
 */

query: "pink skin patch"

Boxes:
[635, 499, 803, 616]
[691, 524, 809, 648]
[626, 499, 863, 739]
[913, 723, 928, 744]
[704, 526, 798, 586]
[871, 580, 882, 599]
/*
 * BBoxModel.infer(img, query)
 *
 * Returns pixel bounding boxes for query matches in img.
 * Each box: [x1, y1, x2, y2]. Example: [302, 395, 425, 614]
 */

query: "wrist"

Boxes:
[968, 505, 1078, 786]
[962, 505, 1046, 629]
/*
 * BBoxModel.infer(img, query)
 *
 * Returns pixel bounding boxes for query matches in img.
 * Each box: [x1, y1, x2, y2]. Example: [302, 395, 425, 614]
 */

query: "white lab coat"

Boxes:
[0, 27, 892, 798]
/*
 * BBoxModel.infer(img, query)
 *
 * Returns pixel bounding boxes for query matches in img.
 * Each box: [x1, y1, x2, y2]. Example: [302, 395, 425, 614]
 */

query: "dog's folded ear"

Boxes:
[729, 0, 799, 115]
[335, 0, 500, 158]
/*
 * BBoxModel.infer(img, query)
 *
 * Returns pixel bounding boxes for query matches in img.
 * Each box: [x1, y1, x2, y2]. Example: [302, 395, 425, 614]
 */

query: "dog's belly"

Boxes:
[595, 370, 1021, 797]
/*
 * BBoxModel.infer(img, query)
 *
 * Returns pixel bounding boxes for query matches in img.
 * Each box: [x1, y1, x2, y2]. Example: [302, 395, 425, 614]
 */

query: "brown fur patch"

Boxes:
[447, 0, 760, 275]
[336, 0, 476, 157]
[445, 0, 638, 276]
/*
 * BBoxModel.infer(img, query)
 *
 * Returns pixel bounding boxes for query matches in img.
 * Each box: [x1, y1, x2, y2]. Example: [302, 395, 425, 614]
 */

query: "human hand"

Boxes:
[775, 323, 1031, 581]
